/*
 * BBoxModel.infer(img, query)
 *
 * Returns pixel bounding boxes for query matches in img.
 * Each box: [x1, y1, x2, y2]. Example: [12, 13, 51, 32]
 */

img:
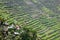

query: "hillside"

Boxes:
[0, 0, 60, 40]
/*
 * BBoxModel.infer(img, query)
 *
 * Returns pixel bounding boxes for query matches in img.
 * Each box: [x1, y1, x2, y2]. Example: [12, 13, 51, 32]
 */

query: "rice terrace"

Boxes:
[0, 0, 60, 40]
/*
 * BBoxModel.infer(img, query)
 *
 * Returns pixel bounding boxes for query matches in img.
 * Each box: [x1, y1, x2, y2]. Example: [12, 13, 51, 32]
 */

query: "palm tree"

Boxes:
[20, 27, 37, 40]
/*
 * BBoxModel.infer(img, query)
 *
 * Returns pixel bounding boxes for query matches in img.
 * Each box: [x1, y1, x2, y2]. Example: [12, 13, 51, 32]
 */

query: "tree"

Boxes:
[20, 27, 37, 40]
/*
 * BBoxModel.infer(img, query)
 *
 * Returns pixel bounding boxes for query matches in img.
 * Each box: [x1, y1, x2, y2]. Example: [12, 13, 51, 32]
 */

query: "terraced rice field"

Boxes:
[0, 0, 60, 40]
[1, 9, 60, 40]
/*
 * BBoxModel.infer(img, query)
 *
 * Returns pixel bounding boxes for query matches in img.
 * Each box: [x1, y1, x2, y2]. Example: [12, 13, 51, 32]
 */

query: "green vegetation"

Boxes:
[0, 0, 60, 40]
